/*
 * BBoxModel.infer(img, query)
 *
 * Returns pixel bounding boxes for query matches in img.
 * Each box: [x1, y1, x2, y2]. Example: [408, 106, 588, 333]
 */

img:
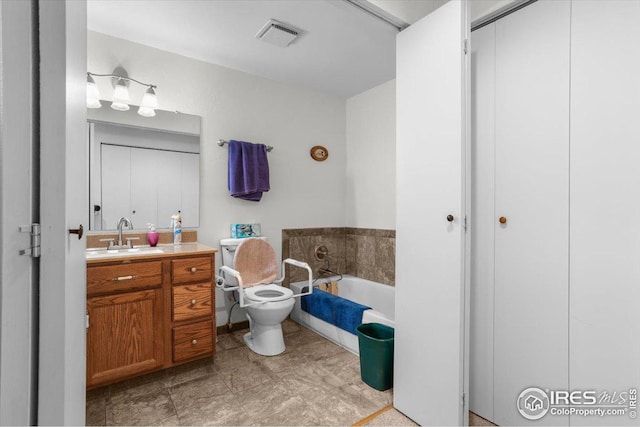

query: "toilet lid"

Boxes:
[244, 284, 293, 302]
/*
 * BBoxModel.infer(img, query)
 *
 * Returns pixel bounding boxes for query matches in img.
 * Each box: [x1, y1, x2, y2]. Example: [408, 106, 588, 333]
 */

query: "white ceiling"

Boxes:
[87, 0, 401, 98]
[87, 0, 515, 98]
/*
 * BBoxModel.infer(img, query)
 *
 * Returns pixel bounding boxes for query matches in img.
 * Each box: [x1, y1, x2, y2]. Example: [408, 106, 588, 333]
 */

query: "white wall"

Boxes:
[88, 31, 346, 325]
[345, 79, 395, 229]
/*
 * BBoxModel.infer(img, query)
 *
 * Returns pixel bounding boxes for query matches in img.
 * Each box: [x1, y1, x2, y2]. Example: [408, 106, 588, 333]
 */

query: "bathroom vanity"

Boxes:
[85, 243, 217, 389]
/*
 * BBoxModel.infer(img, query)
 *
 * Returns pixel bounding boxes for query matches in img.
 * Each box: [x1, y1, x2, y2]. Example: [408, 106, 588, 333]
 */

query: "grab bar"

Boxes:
[276, 259, 313, 298]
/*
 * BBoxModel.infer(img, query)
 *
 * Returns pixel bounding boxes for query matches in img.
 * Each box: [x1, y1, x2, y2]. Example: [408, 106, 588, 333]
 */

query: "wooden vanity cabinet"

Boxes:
[86, 250, 216, 389]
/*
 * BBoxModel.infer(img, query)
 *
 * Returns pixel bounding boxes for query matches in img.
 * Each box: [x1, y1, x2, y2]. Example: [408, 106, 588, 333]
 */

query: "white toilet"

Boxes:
[218, 237, 312, 356]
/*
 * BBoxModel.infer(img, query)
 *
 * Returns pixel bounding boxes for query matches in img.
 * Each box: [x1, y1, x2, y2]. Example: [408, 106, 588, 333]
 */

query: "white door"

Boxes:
[493, 1, 570, 425]
[0, 2, 38, 424]
[570, 2, 640, 426]
[395, 1, 469, 425]
[38, 0, 87, 424]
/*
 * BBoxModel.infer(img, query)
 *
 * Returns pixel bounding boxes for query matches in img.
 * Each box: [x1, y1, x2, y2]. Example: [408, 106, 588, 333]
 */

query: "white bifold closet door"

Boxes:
[469, 20, 496, 422]
[493, 1, 570, 425]
[471, 1, 571, 425]
[570, 1, 640, 426]
[395, 1, 469, 425]
[101, 144, 131, 230]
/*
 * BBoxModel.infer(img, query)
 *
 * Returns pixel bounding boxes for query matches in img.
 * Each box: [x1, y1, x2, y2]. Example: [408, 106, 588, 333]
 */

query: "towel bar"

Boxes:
[217, 139, 273, 152]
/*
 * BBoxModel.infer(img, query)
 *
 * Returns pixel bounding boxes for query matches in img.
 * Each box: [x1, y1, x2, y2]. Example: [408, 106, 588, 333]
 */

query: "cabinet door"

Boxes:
[86, 289, 164, 388]
[493, 1, 570, 426]
[570, 2, 640, 426]
[395, 1, 469, 425]
[101, 144, 131, 230]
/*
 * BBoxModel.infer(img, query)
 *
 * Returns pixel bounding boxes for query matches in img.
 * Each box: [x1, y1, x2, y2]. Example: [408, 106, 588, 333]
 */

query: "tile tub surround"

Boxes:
[86, 319, 393, 426]
[282, 228, 395, 286]
[86, 230, 197, 249]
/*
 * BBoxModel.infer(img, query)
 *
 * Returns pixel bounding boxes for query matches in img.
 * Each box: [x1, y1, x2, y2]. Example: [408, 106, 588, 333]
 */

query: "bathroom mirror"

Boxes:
[87, 107, 201, 231]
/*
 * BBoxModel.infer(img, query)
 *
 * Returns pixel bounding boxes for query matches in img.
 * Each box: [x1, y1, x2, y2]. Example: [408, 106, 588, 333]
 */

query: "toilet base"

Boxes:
[243, 324, 286, 356]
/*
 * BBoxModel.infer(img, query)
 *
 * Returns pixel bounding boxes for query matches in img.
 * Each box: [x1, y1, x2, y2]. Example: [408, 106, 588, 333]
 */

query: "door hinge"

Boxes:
[464, 39, 468, 54]
[461, 392, 466, 406]
[464, 215, 468, 232]
[18, 223, 41, 258]
[86, 313, 90, 329]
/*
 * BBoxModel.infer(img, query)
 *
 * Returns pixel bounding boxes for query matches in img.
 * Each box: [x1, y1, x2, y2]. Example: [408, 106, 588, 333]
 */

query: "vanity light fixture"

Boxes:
[86, 71, 159, 117]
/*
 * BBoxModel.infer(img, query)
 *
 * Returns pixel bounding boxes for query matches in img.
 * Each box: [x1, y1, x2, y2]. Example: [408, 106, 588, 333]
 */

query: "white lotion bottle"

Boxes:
[172, 213, 182, 244]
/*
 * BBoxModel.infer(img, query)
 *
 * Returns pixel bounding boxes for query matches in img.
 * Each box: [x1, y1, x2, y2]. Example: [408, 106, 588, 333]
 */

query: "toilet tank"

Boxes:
[219, 237, 268, 286]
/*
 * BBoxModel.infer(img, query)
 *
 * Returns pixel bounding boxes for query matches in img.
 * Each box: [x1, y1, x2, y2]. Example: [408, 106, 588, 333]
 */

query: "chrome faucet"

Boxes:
[116, 217, 133, 248]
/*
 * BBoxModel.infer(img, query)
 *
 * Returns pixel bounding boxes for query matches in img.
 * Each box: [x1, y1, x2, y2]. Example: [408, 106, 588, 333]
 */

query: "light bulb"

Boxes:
[138, 86, 158, 117]
[111, 78, 130, 111]
[140, 87, 158, 109]
[86, 74, 102, 109]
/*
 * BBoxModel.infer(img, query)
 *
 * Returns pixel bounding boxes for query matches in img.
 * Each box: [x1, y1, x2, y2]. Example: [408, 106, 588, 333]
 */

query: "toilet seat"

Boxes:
[244, 284, 293, 302]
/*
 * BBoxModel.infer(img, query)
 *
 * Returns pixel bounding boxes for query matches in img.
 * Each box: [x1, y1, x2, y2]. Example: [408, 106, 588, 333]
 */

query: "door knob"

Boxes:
[68, 224, 83, 239]
[446, 215, 454, 222]
[499, 217, 507, 224]
[191, 267, 197, 273]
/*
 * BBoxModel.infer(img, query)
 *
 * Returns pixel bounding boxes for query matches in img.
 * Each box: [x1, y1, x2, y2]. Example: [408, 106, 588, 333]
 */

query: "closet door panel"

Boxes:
[570, 2, 640, 425]
[156, 150, 182, 227]
[101, 144, 131, 230]
[180, 153, 200, 228]
[131, 147, 159, 228]
[470, 22, 496, 421]
[494, 1, 570, 425]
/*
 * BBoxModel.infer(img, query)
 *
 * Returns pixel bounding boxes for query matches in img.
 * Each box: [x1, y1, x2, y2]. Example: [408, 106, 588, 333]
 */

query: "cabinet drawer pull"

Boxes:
[191, 339, 198, 345]
[190, 267, 197, 273]
[191, 299, 197, 306]
[111, 275, 137, 281]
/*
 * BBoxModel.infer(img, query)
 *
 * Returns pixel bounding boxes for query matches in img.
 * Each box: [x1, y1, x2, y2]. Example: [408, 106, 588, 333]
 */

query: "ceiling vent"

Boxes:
[255, 19, 301, 47]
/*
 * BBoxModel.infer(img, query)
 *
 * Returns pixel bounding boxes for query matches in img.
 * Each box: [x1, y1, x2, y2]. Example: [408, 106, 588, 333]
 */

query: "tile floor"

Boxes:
[86, 319, 393, 426]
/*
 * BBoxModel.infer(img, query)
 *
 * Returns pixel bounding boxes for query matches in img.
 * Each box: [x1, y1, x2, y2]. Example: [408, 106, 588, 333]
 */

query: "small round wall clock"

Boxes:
[310, 145, 329, 162]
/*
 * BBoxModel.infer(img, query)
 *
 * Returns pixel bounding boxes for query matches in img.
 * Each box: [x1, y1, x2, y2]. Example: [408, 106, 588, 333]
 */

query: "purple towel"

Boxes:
[227, 140, 270, 202]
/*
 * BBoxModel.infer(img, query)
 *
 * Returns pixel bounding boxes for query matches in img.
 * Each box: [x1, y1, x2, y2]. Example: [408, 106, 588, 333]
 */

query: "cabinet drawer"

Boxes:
[172, 283, 212, 322]
[173, 321, 213, 362]
[87, 261, 162, 296]
[171, 256, 212, 284]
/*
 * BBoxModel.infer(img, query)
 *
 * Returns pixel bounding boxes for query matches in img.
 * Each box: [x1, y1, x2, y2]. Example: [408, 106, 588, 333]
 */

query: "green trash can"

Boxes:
[356, 323, 394, 391]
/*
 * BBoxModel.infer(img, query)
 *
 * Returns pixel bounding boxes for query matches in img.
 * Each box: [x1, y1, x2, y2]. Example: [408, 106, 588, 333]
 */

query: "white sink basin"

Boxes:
[86, 247, 166, 259]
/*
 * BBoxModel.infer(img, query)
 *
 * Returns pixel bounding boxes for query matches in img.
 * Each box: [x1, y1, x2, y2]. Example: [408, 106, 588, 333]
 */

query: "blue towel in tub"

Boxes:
[301, 288, 370, 335]
[227, 140, 270, 202]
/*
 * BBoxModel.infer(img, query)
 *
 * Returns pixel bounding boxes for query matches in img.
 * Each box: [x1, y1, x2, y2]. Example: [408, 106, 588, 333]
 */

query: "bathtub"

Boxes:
[290, 275, 395, 355]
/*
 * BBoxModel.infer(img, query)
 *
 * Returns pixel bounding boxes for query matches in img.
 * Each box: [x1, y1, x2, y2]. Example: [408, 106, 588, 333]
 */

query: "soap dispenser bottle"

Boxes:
[147, 223, 159, 247]
[172, 213, 182, 244]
